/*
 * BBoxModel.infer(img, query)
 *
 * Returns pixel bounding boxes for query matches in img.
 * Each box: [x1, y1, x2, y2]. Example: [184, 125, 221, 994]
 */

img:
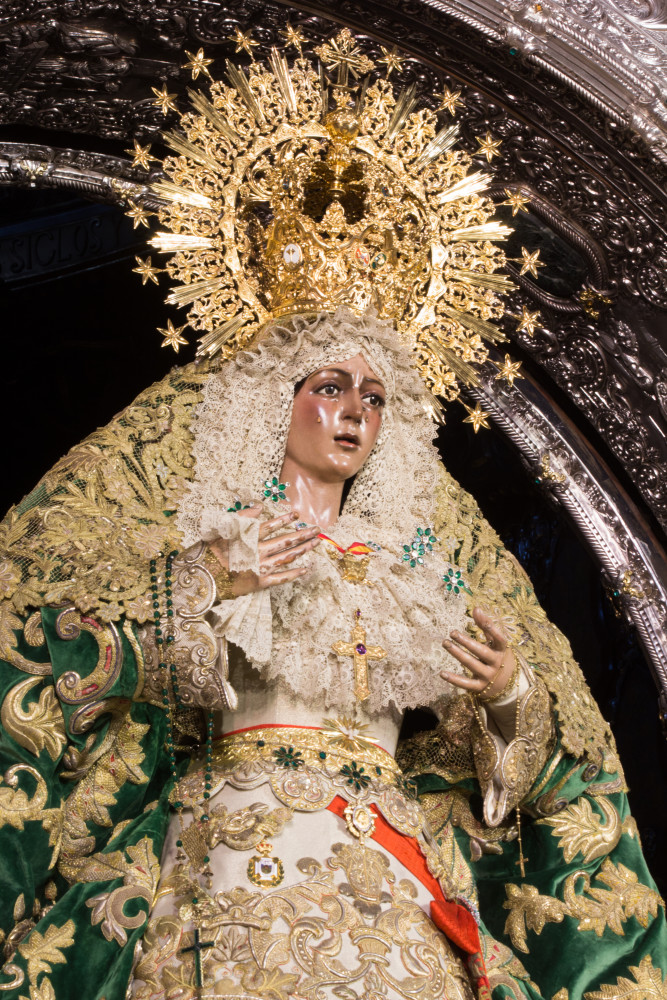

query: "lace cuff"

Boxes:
[471, 656, 554, 827]
[138, 541, 238, 711]
[209, 588, 273, 666]
[199, 507, 260, 574]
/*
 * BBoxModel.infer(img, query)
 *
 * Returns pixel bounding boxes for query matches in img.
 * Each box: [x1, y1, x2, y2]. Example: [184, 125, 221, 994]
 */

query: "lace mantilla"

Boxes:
[175, 309, 470, 715]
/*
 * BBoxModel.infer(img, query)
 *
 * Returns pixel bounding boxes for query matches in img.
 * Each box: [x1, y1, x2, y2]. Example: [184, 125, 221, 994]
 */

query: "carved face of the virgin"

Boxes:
[283, 353, 385, 483]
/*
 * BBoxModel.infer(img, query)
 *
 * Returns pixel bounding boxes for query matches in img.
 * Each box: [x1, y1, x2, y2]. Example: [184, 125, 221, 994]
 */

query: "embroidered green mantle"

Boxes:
[0, 364, 664, 999]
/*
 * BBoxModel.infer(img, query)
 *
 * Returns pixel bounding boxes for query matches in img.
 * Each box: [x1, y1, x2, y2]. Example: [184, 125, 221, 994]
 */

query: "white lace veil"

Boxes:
[176, 307, 469, 715]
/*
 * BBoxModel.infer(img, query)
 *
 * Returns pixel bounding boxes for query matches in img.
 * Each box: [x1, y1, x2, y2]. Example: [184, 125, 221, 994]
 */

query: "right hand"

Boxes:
[208, 506, 322, 597]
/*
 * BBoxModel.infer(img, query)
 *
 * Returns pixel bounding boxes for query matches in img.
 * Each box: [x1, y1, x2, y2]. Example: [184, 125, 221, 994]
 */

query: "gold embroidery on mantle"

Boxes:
[0, 363, 207, 624]
[0, 603, 52, 676]
[60, 836, 161, 946]
[540, 796, 623, 863]
[1, 676, 66, 761]
[583, 955, 667, 1000]
[59, 717, 150, 870]
[503, 859, 665, 953]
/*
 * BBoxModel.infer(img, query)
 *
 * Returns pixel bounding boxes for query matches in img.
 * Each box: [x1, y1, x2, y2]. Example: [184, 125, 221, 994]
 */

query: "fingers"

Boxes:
[260, 535, 321, 572]
[259, 565, 310, 590]
[237, 503, 263, 520]
[473, 607, 508, 649]
[440, 670, 487, 692]
[448, 629, 496, 664]
[442, 639, 495, 683]
[260, 525, 320, 558]
[258, 510, 300, 540]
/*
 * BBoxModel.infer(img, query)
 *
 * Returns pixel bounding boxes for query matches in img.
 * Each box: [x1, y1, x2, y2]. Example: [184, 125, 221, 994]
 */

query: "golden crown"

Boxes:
[132, 28, 520, 399]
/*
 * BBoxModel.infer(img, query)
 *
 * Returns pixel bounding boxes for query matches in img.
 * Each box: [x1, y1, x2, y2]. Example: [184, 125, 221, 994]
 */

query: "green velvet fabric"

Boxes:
[0, 606, 665, 1000]
[417, 737, 667, 999]
[0, 607, 181, 1000]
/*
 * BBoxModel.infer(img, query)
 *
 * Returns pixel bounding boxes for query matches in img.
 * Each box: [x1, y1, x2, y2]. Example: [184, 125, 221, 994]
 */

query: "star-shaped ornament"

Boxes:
[126, 201, 153, 229]
[125, 140, 158, 171]
[281, 24, 306, 51]
[182, 48, 214, 81]
[437, 86, 464, 116]
[158, 319, 189, 352]
[517, 306, 541, 336]
[475, 131, 502, 162]
[229, 28, 259, 57]
[378, 45, 405, 76]
[494, 354, 523, 387]
[463, 402, 491, 433]
[503, 188, 530, 215]
[517, 247, 545, 278]
[132, 256, 163, 285]
[151, 84, 179, 115]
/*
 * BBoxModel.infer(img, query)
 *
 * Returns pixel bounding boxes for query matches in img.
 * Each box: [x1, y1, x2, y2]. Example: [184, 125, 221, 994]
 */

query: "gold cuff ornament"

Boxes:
[203, 546, 236, 601]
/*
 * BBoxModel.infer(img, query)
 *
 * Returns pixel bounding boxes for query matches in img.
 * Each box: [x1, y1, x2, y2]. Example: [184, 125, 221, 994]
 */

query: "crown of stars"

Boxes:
[463, 402, 491, 433]
[502, 188, 530, 216]
[126, 201, 153, 229]
[158, 319, 189, 352]
[437, 86, 465, 116]
[228, 28, 258, 57]
[151, 84, 179, 115]
[516, 306, 541, 336]
[124, 140, 159, 171]
[494, 354, 523, 387]
[517, 247, 545, 278]
[182, 48, 214, 81]
[133, 256, 163, 285]
[475, 132, 502, 162]
[281, 24, 306, 51]
[378, 46, 405, 76]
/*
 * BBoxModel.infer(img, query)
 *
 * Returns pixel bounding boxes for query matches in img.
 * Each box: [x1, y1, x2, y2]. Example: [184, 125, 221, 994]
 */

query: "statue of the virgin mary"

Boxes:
[0, 29, 664, 1000]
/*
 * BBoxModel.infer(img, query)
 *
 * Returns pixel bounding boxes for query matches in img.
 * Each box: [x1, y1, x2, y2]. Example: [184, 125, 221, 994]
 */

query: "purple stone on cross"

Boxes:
[356, 643, 367, 655]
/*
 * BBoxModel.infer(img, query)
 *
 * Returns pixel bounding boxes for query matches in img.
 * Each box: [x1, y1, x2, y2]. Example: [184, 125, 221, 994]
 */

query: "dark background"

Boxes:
[2, 189, 666, 895]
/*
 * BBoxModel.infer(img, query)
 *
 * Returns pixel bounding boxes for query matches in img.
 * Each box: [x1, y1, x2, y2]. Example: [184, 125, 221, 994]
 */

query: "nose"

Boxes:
[343, 388, 364, 423]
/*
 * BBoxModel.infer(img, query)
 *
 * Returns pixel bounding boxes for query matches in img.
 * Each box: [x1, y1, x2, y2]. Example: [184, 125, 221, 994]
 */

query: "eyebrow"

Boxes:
[312, 368, 385, 389]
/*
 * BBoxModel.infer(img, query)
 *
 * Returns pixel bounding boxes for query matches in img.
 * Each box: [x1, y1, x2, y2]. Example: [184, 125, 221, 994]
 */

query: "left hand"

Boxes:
[441, 607, 516, 698]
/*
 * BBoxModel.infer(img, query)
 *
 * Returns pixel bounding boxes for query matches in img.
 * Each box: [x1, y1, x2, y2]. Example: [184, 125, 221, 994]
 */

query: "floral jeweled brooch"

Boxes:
[443, 567, 472, 595]
[402, 527, 437, 567]
[263, 477, 288, 502]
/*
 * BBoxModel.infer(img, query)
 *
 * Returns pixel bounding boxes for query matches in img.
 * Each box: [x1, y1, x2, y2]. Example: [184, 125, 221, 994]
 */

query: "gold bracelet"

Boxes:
[477, 648, 520, 704]
[203, 546, 235, 601]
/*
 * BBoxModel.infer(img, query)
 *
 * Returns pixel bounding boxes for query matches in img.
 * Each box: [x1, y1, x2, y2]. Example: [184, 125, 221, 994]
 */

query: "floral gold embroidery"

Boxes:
[0, 764, 49, 830]
[584, 954, 667, 999]
[0, 364, 206, 624]
[1, 677, 67, 761]
[17, 920, 75, 996]
[504, 860, 665, 952]
[540, 796, 622, 863]
[503, 883, 566, 953]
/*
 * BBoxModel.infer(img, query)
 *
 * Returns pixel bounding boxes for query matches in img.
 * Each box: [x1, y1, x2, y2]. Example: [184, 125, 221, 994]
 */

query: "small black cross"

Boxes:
[180, 927, 215, 992]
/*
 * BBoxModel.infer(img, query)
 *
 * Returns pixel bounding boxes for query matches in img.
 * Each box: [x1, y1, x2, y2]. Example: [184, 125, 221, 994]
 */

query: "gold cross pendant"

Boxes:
[331, 609, 387, 701]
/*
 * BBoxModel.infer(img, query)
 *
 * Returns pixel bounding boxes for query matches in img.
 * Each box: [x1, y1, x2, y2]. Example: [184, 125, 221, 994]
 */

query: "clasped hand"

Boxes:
[207, 505, 321, 597]
[441, 607, 516, 700]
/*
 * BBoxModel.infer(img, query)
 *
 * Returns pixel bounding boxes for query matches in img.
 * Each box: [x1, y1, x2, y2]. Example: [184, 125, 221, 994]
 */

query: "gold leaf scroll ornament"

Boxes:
[1, 677, 67, 761]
